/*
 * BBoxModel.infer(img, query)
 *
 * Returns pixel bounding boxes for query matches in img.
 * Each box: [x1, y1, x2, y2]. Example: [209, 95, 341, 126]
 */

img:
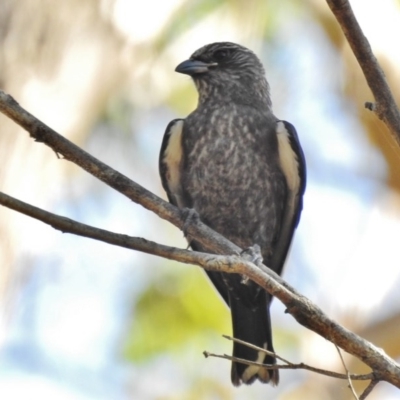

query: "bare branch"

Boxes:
[326, 0, 400, 145]
[223, 335, 372, 381]
[204, 350, 373, 381]
[222, 334, 292, 365]
[0, 91, 400, 388]
[0, 191, 205, 266]
[0, 190, 290, 283]
[336, 345, 359, 399]
[204, 351, 279, 370]
[359, 379, 379, 400]
[0, 90, 240, 259]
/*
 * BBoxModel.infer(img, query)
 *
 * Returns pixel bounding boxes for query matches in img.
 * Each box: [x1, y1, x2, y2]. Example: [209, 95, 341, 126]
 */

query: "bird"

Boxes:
[159, 42, 306, 387]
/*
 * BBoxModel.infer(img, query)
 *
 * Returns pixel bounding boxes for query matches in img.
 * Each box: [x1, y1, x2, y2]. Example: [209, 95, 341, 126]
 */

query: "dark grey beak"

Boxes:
[175, 59, 218, 76]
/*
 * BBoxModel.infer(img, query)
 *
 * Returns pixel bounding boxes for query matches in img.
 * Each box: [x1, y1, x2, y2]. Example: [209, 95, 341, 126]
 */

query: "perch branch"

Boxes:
[0, 90, 239, 258]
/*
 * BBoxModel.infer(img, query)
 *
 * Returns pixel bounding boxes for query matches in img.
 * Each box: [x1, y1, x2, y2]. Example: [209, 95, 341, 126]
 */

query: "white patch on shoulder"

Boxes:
[241, 344, 268, 383]
[163, 120, 184, 206]
[276, 121, 300, 192]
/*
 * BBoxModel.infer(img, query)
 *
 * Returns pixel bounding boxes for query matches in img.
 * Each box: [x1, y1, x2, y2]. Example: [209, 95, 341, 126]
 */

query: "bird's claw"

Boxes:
[180, 207, 200, 238]
[240, 244, 264, 284]
[241, 244, 263, 265]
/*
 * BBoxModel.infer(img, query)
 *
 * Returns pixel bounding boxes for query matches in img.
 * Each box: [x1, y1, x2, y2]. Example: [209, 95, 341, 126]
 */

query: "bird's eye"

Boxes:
[214, 49, 231, 62]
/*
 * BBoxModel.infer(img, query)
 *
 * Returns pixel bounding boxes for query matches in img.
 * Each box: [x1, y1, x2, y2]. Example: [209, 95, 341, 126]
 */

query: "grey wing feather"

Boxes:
[271, 120, 306, 274]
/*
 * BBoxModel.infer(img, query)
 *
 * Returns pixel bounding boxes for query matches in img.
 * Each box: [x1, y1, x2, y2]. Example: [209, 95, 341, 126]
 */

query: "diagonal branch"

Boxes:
[0, 90, 239, 259]
[326, 0, 400, 145]
[0, 91, 400, 388]
[0, 190, 296, 295]
[0, 191, 205, 266]
[359, 379, 379, 400]
[336, 345, 359, 399]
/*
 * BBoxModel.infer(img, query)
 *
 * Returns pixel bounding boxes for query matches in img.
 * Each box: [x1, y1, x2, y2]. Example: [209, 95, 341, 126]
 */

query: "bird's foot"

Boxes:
[241, 244, 263, 265]
[180, 207, 200, 239]
[240, 244, 264, 284]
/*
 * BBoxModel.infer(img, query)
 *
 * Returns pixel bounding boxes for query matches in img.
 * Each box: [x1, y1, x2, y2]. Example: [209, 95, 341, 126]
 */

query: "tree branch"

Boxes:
[336, 345, 359, 399]
[0, 91, 400, 388]
[0, 90, 239, 258]
[326, 0, 400, 145]
[203, 351, 373, 381]
[359, 379, 379, 400]
[0, 190, 298, 296]
[0, 191, 205, 266]
[222, 335, 373, 381]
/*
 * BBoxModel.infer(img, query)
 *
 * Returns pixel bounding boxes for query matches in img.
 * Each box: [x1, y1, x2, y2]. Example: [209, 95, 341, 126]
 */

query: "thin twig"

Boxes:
[204, 351, 279, 370]
[222, 334, 292, 365]
[359, 379, 379, 400]
[336, 345, 359, 399]
[204, 351, 373, 381]
[223, 335, 372, 381]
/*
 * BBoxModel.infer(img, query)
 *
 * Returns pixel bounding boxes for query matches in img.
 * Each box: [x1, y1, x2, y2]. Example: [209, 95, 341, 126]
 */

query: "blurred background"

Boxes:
[0, 0, 399, 399]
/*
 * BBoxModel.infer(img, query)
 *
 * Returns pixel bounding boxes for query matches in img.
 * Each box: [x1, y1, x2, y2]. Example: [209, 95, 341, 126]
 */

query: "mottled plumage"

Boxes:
[159, 42, 306, 386]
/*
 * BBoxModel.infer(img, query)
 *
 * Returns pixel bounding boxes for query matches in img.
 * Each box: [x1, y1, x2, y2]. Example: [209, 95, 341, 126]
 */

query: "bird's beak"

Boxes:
[175, 59, 218, 76]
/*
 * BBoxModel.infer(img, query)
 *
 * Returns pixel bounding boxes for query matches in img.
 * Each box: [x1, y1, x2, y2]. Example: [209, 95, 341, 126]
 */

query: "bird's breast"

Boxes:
[181, 107, 286, 252]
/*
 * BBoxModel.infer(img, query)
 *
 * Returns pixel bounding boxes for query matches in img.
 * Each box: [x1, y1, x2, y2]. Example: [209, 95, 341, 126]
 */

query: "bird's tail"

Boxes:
[229, 293, 279, 386]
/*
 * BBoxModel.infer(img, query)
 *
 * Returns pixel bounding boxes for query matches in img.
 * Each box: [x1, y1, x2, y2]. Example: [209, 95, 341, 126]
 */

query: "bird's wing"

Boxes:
[159, 118, 230, 304]
[271, 120, 306, 274]
[159, 119, 186, 207]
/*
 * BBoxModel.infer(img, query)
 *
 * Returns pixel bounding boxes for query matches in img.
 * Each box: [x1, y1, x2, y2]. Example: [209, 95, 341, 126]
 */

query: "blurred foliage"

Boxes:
[123, 265, 230, 362]
[168, 84, 199, 115]
[158, 377, 233, 400]
[152, 0, 226, 51]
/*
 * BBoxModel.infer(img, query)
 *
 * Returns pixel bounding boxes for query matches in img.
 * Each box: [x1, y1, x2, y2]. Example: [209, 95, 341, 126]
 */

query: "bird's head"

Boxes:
[175, 42, 271, 106]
